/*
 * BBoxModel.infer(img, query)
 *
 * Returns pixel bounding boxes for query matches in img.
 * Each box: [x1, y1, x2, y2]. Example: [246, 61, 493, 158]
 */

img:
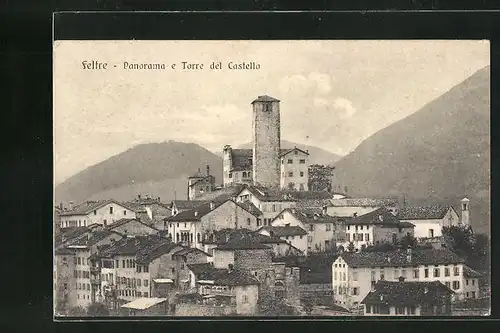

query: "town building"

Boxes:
[59, 199, 142, 228]
[187, 166, 216, 201]
[106, 218, 160, 237]
[326, 198, 399, 219]
[222, 147, 254, 187]
[343, 207, 415, 251]
[54, 247, 77, 313]
[163, 199, 262, 249]
[126, 194, 172, 226]
[332, 248, 475, 310]
[361, 279, 454, 316]
[280, 147, 310, 191]
[235, 185, 296, 225]
[169, 200, 209, 216]
[396, 205, 460, 239]
[257, 225, 308, 255]
[269, 207, 345, 254]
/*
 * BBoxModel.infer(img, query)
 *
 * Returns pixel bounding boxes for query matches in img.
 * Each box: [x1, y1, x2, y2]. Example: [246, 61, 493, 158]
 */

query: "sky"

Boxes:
[54, 40, 489, 184]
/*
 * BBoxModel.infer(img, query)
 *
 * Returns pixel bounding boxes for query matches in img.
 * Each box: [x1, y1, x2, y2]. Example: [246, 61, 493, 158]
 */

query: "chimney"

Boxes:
[69, 201, 74, 211]
[353, 212, 358, 217]
[206, 165, 210, 176]
[398, 276, 405, 282]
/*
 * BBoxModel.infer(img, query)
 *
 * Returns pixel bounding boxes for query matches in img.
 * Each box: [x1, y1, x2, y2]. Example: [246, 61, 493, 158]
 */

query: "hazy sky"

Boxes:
[54, 40, 489, 184]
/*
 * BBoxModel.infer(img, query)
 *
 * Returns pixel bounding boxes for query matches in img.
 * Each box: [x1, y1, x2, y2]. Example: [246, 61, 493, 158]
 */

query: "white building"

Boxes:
[331, 248, 480, 310]
[396, 205, 460, 239]
[326, 198, 399, 218]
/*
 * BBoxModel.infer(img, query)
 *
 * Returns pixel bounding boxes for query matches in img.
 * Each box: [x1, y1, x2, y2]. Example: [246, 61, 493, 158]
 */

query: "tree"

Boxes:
[308, 164, 335, 192]
[398, 234, 417, 249]
[259, 294, 298, 316]
[347, 242, 355, 253]
[442, 225, 475, 259]
[365, 242, 395, 253]
[87, 302, 110, 316]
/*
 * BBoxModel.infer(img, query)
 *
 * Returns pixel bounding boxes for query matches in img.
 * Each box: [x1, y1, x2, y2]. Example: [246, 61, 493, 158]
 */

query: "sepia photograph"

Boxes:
[53, 40, 490, 318]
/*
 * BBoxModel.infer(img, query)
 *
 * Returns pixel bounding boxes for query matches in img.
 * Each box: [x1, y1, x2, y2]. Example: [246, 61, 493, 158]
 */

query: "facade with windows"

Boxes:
[279, 148, 309, 191]
[397, 205, 460, 239]
[332, 248, 471, 310]
[59, 200, 139, 228]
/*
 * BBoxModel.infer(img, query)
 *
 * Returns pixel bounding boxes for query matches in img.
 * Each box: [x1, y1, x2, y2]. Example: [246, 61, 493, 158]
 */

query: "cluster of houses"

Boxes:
[54, 95, 481, 316]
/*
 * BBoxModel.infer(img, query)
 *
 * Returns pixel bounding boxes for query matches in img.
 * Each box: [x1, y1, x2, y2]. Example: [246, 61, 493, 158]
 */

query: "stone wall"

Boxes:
[175, 303, 237, 316]
[234, 248, 273, 270]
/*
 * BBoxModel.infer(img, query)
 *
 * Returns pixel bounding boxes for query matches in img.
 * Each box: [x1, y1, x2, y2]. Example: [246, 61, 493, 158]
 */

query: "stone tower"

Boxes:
[252, 95, 281, 189]
[460, 197, 470, 225]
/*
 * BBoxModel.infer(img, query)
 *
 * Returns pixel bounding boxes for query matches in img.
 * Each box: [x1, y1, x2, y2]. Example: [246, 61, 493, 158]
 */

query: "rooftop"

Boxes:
[328, 198, 398, 208]
[121, 297, 167, 310]
[259, 225, 308, 237]
[279, 147, 310, 157]
[339, 248, 465, 268]
[463, 266, 482, 278]
[397, 205, 451, 220]
[171, 200, 210, 211]
[59, 199, 146, 216]
[361, 281, 454, 306]
[187, 263, 260, 286]
[251, 95, 280, 104]
[195, 184, 246, 202]
[345, 207, 414, 228]
[242, 184, 296, 202]
[285, 207, 338, 225]
[237, 200, 263, 217]
[216, 233, 271, 250]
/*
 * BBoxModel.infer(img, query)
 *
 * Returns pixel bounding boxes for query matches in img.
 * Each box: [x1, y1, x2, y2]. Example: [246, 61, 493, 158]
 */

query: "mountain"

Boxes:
[55, 141, 222, 204]
[332, 66, 490, 234]
[238, 139, 342, 166]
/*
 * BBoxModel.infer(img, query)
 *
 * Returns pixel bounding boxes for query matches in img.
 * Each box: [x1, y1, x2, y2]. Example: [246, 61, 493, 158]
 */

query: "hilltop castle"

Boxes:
[188, 95, 311, 200]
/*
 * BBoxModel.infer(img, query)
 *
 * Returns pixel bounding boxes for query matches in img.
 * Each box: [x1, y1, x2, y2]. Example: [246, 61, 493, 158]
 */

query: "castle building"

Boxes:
[220, 95, 310, 192]
[187, 165, 216, 201]
[252, 95, 281, 189]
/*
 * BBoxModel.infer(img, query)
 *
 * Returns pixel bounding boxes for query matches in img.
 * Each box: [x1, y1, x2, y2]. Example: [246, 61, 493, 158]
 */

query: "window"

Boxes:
[365, 233, 370, 242]
[109, 207, 113, 214]
[401, 269, 407, 278]
[352, 272, 358, 281]
[77, 257, 81, 265]
[352, 287, 359, 295]
[380, 270, 385, 280]
[453, 266, 460, 276]
[424, 268, 429, 278]
[444, 267, 450, 277]
[472, 291, 476, 298]
[394, 269, 399, 278]
[299, 183, 305, 191]
[429, 229, 434, 238]
[326, 224, 331, 231]
[137, 266, 142, 273]
[288, 159, 293, 164]
[288, 172, 293, 177]
[272, 204, 276, 212]
[396, 307, 405, 315]
[94, 210, 97, 215]
[462, 203, 468, 211]
[359, 233, 364, 241]
[144, 292, 148, 298]
[365, 305, 371, 314]
[299, 159, 305, 164]
[408, 306, 416, 315]
[466, 292, 470, 298]
[257, 219, 261, 227]
[137, 292, 142, 297]
[472, 279, 475, 286]
[124, 210, 127, 215]
[445, 281, 451, 288]
[242, 295, 249, 303]
[300, 171, 304, 177]
[434, 268, 440, 277]
[144, 279, 149, 287]
[413, 269, 419, 279]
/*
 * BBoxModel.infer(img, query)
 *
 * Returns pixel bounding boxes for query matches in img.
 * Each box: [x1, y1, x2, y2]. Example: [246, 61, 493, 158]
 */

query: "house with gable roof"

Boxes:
[280, 147, 310, 191]
[361, 280, 455, 316]
[397, 205, 460, 239]
[332, 247, 475, 310]
[59, 199, 144, 229]
[326, 197, 399, 218]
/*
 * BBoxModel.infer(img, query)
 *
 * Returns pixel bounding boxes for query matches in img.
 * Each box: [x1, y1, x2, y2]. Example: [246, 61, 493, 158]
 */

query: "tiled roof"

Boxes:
[59, 199, 145, 216]
[285, 207, 338, 225]
[195, 184, 246, 202]
[345, 207, 414, 228]
[251, 95, 280, 103]
[187, 263, 259, 286]
[202, 228, 286, 246]
[216, 232, 271, 250]
[121, 201, 148, 213]
[55, 247, 76, 255]
[136, 240, 180, 265]
[397, 205, 450, 220]
[259, 225, 307, 237]
[339, 248, 465, 268]
[237, 201, 262, 217]
[361, 281, 454, 306]
[97, 235, 166, 258]
[107, 218, 158, 232]
[288, 191, 334, 201]
[463, 266, 482, 278]
[243, 185, 296, 202]
[55, 226, 90, 246]
[67, 229, 123, 247]
[172, 247, 211, 257]
[328, 198, 398, 207]
[172, 200, 210, 211]
[295, 199, 332, 208]
[279, 147, 310, 157]
[165, 202, 214, 222]
[189, 175, 215, 188]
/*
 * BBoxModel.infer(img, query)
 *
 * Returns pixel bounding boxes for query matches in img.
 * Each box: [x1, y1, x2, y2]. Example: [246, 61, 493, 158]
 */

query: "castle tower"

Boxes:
[222, 145, 233, 187]
[252, 95, 281, 189]
[461, 197, 470, 225]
